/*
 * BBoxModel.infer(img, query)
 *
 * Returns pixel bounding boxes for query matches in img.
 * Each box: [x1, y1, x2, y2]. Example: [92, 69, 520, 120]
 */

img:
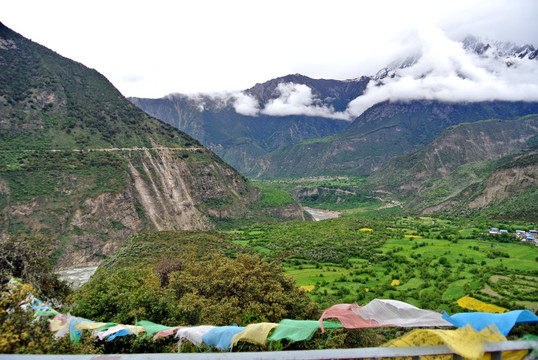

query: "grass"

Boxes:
[253, 184, 296, 207]
[250, 176, 383, 211]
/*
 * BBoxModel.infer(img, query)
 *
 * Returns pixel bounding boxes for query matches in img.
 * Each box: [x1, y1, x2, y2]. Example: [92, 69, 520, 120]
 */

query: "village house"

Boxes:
[489, 227, 538, 246]
[488, 227, 500, 234]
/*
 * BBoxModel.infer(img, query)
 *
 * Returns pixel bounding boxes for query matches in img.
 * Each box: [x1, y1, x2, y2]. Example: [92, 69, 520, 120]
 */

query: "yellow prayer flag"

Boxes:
[231, 323, 278, 347]
[382, 325, 526, 360]
[457, 296, 508, 314]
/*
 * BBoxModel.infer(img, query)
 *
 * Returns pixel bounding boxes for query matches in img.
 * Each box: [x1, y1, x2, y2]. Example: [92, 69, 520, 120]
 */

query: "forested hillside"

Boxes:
[0, 22, 305, 268]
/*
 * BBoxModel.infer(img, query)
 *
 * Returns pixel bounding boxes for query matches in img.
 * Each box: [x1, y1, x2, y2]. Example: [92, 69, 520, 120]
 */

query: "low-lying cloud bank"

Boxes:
[187, 26, 538, 121]
[184, 84, 349, 120]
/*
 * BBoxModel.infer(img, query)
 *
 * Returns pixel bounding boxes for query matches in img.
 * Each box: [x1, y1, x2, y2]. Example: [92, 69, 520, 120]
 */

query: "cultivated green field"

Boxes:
[230, 216, 538, 313]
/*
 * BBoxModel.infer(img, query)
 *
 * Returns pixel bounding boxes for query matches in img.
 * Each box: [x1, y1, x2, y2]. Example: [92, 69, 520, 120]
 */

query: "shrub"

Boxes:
[0, 283, 100, 354]
[0, 233, 71, 304]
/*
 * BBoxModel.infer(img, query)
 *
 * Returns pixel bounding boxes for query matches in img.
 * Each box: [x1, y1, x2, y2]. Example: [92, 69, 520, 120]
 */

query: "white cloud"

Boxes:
[179, 91, 260, 116]
[346, 26, 538, 119]
[232, 93, 260, 116]
[260, 83, 349, 120]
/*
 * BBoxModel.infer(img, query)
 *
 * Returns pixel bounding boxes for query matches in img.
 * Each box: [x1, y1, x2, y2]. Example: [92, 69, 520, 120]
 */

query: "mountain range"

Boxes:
[0, 22, 305, 268]
[130, 35, 538, 178]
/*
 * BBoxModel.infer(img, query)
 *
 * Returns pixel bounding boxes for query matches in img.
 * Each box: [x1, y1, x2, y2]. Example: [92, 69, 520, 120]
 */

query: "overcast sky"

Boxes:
[3, 0, 538, 98]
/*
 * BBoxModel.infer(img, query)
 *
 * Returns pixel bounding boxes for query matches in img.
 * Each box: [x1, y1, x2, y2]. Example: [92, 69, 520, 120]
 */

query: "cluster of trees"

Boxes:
[1, 150, 126, 172]
[235, 219, 390, 264]
[72, 252, 320, 327]
[0, 234, 70, 303]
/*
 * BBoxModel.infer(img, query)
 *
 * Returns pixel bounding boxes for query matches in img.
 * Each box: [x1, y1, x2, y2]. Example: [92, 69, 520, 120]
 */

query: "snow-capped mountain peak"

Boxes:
[462, 35, 537, 66]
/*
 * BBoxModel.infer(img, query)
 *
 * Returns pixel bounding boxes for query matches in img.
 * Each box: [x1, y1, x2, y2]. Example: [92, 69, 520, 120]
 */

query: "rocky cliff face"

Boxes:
[467, 162, 537, 209]
[0, 147, 271, 268]
[126, 148, 213, 231]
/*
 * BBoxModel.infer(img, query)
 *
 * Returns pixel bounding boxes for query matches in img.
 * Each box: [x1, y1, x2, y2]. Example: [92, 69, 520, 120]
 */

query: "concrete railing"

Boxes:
[3, 340, 536, 359]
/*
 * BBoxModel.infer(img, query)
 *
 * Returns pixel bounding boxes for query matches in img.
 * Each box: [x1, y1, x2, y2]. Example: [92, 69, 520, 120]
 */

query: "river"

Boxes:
[304, 207, 340, 221]
[56, 265, 99, 289]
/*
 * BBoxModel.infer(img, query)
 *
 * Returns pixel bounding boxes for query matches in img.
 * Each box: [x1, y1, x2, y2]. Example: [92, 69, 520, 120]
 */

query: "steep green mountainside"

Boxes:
[0, 24, 188, 150]
[254, 101, 538, 178]
[369, 115, 538, 220]
[129, 94, 349, 175]
[0, 22, 305, 268]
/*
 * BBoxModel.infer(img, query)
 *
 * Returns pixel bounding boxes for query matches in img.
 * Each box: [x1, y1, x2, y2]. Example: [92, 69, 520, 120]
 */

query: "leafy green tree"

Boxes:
[69, 265, 170, 325]
[167, 253, 320, 325]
